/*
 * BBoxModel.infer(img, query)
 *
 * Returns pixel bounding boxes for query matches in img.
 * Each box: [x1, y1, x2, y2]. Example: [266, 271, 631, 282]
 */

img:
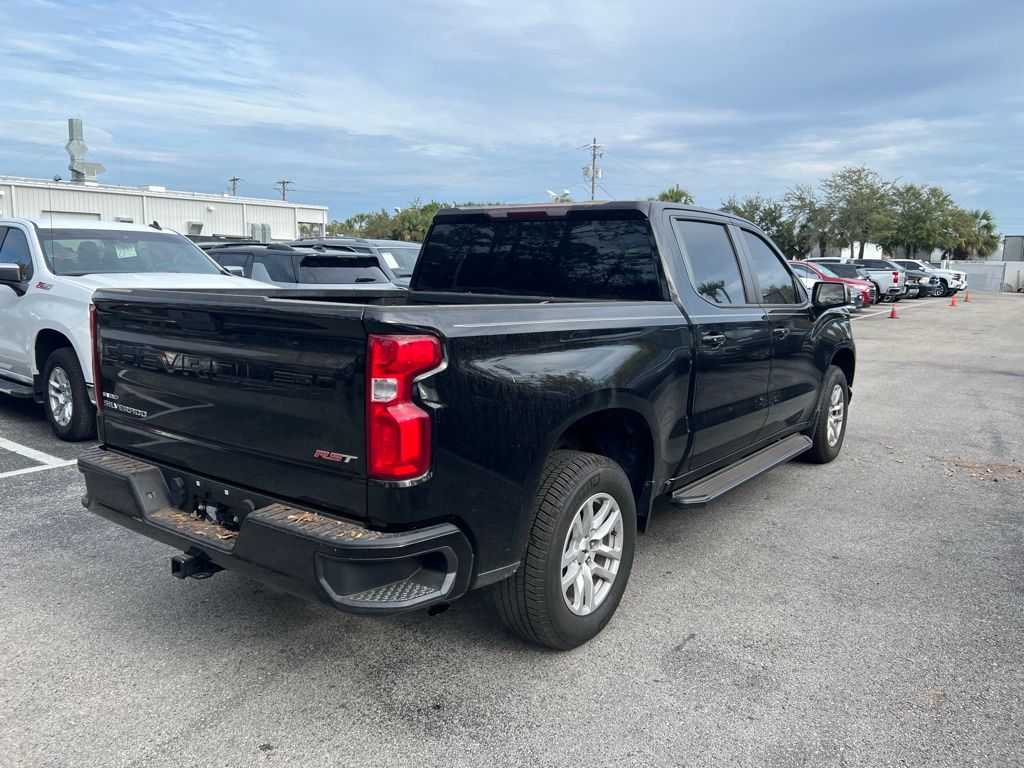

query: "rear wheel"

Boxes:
[43, 348, 96, 441]
[802, 365, 848, 464]
[494, 450, 636, 649]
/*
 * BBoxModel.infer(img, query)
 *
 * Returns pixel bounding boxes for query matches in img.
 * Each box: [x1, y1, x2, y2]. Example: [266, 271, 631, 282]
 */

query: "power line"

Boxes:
[229, 176, 243, 196]
[0, 143, 55, 162]
[273, 179, 292, 200]
[8, 145, 62, 176]
[602, 149, 678, 187]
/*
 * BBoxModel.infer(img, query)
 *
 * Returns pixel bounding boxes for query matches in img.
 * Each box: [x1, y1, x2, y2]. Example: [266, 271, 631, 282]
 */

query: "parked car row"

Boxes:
[792, 256, 967, 307]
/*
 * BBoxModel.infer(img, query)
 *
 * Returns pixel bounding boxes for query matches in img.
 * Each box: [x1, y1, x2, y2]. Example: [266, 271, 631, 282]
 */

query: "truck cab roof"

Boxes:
[5, 218, 168, 233]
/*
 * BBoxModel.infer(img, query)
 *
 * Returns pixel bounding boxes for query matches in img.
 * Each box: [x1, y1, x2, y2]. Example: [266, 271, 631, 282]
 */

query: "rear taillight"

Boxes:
[892, 271, 900, 283]
[89, 304, 103, 412]
[366, 334, 442, 481]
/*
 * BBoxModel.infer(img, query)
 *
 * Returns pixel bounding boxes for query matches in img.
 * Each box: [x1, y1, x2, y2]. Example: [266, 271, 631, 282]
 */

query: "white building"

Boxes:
[0, 175, 327, 241]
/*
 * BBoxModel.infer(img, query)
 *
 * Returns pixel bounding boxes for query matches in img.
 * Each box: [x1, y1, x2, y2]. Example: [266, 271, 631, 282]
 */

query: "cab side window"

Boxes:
[741, 230, 798, 304]
[0, 227, 34, 281]
[673, 219, 750, 306]
[214, 251, 253, 278]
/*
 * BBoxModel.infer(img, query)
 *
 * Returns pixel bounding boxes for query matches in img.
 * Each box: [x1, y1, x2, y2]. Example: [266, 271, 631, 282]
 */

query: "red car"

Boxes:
[792, 261, 877, 306]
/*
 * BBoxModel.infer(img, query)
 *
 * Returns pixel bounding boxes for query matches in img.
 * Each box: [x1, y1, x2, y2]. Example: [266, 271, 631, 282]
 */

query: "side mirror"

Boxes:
[0, 264, 23, 283]
[812, 281, 847, 308]
[223, 266, 246, 277]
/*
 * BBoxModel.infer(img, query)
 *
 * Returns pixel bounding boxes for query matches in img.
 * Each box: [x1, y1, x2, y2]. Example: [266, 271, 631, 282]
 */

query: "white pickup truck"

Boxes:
[0, 219, 268, 440]
[889, 258, 967, 297]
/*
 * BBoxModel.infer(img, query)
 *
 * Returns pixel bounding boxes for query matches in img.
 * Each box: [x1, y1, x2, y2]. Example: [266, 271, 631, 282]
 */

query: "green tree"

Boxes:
[720, 193, 806, 258]
[948, 208, 1001, 260]
[649, 185, 695, 204]
[876, 183, 955, 258]
[783, 184, 836, 258]
[820, 166, 893, 259]
[327, 199, 505, 243]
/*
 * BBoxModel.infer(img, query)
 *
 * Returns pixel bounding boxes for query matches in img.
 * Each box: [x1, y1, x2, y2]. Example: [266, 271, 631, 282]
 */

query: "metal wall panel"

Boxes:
[0, 178, 328, 240]
[1001, 235, 1023, 262]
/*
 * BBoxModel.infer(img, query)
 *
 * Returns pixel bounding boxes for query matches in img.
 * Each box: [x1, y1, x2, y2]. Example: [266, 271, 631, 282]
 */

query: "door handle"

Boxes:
[701, 332, 726, 349]
[772, 327, 790, 340]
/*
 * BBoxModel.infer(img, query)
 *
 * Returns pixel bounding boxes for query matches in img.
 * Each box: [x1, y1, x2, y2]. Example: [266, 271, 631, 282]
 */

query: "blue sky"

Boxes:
[2, 0, 1023, 229]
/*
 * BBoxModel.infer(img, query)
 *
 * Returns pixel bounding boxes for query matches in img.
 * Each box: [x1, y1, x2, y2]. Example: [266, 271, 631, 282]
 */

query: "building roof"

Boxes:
[0, 174, 327, 210]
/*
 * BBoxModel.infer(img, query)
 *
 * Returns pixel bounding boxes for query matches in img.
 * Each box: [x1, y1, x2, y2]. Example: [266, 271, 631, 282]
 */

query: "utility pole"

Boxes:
[274, 179, 292, 200]
[228, 176, 242, 196]
[582, 137, 603, 201]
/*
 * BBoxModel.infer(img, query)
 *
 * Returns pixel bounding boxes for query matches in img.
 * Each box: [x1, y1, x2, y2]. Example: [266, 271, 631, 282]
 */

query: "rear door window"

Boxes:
[415, 213, 665, 300]
[673, 219, 749, 306]
[741, 230, 799, 304]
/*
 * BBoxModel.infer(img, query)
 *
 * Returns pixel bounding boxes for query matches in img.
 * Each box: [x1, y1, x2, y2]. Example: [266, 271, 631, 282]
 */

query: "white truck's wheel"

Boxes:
[43, 348, 96, 441]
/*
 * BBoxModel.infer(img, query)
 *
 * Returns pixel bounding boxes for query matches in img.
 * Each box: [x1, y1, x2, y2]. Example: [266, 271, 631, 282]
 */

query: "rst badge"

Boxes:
[313, 449, 357, 464]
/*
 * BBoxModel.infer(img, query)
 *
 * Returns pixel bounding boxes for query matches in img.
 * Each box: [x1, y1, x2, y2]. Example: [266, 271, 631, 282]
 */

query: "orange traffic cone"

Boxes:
[889, 303, 899, 319]
[950, 294, 958, 307]
[964, 291, 970, 302]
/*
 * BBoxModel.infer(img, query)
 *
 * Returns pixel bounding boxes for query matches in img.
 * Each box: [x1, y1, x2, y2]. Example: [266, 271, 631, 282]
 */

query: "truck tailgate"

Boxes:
[93, 292, 370, 519]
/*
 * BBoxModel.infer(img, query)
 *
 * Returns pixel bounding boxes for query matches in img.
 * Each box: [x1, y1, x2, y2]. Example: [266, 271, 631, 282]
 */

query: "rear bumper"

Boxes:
[77, 447, 474, 615]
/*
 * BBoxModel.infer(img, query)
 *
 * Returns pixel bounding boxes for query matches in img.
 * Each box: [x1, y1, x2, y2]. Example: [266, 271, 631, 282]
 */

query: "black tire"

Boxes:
[42, 347, 96, 441]
[938, 279, 951, 297]
[931, 281, 945, 298]
[494, 450, 637, 650]
[802, 365, 849, 464]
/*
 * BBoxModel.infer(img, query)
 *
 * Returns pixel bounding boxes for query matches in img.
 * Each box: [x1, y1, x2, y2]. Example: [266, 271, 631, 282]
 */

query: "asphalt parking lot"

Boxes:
[1, 294, 1022, 768]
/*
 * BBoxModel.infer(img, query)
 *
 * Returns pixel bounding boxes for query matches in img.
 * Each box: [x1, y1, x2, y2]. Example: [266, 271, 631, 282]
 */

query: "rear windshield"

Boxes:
[376, 245, 420, 278]
[415, 213, 664, 300]
[297, 255, 390, 284]
[823, 263, 862, 278]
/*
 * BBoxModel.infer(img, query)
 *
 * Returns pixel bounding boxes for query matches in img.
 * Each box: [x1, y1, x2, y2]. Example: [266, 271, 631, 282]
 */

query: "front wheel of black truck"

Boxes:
[494, 450, 636, 650]
[802, 365, 849, 464]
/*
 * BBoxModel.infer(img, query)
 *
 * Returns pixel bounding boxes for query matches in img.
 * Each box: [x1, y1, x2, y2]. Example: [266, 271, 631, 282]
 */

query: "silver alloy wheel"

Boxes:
[48, 366, 73, 428]
[826, 383, 845, 447]
[561, 492, 624, 616]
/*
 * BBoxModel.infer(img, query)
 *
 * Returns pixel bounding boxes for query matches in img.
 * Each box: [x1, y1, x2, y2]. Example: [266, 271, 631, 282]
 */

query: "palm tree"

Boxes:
[949, 208, 1001, 259]
[973, 209, 1001, 258]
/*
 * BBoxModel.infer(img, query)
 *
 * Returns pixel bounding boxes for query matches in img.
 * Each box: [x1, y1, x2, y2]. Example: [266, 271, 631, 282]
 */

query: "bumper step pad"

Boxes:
[78, 447, 474, 614]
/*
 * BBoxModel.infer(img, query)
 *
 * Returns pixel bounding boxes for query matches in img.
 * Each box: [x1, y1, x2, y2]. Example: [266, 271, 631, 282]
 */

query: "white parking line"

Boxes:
[0, 461, 78, 480]
[852, 299, 955, 321]
[0, 436, 77, 480]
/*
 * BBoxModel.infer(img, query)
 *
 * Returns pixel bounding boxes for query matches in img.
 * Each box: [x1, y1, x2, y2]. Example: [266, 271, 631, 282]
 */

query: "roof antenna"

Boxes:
[150, 221, 162, 230]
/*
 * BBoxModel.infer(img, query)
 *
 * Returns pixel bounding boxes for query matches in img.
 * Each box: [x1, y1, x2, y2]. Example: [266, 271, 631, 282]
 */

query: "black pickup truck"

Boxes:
[80, 202, 855, 649]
